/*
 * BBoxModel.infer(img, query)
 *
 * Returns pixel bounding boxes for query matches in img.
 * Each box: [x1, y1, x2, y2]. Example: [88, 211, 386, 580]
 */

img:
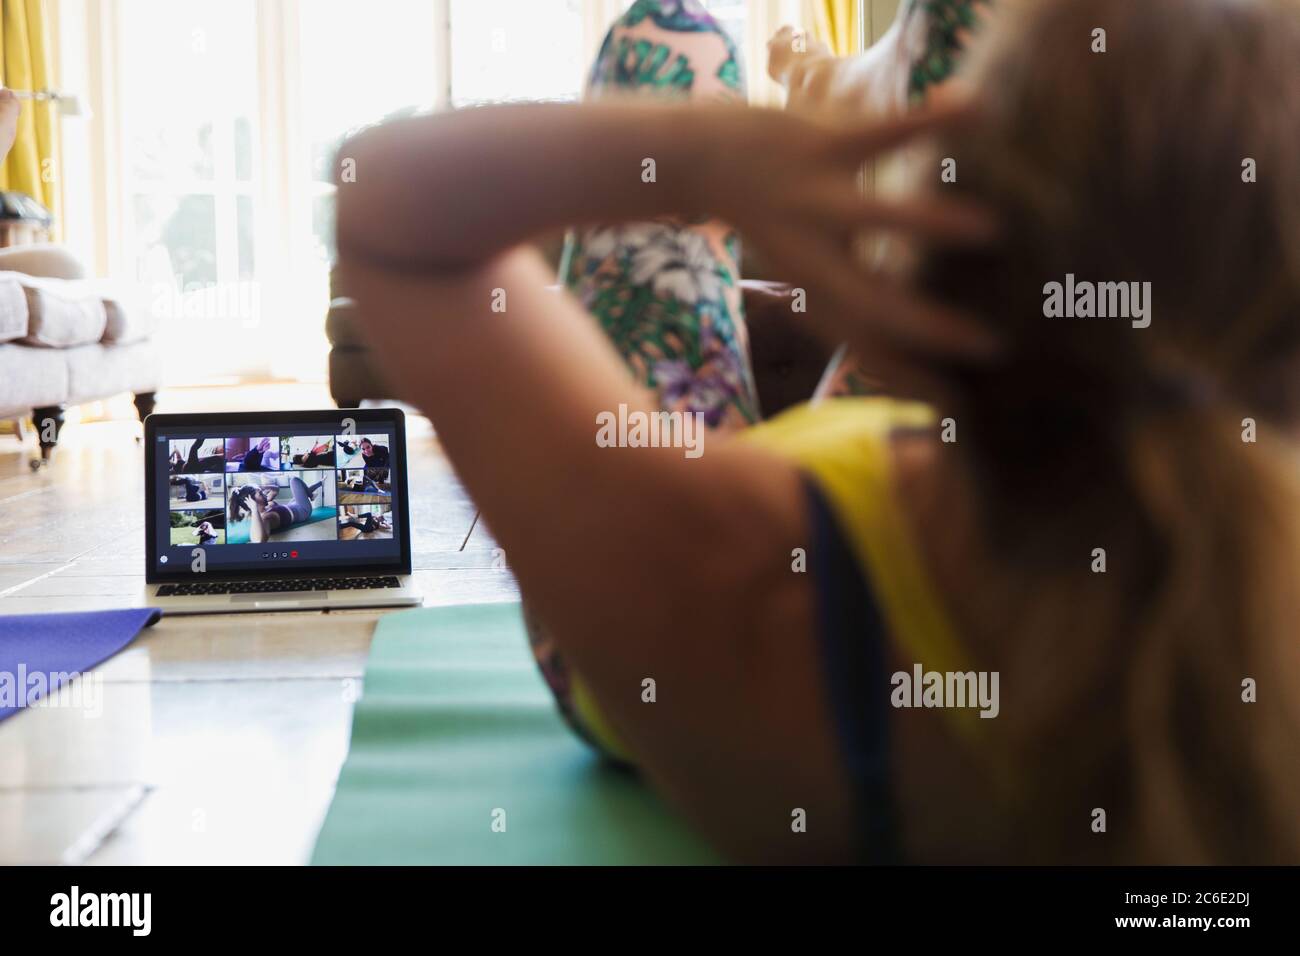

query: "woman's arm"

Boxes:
[336, 102, 994, 859]
[340, 247, 856, 861]
[338, 248, 799, 657]
[338, 101, 996, 358]
[336, 103, 711, 271]
[767, 19, 913, 117]
[245, 500, 268, 544]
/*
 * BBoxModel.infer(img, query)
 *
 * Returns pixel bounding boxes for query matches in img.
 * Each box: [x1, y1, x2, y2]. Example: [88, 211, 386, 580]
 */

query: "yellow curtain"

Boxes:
[0, 0, 62, 238]
[804, 0, 862, 57]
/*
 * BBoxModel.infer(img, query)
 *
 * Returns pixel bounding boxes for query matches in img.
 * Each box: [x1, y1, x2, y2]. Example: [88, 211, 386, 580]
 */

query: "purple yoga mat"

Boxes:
[0, 608, 161, 722]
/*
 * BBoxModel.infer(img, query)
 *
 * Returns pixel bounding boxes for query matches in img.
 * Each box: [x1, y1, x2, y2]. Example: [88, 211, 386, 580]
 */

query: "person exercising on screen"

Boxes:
[229, 477, 324, 543]
[339, 507, 391, 535]
[291, 439, 335, 468]
[193, 520, 220, 546]
[172, 439, 225, 474]
[339, 438, 389, 469]
[229, 437, 275, 472]
[180, 476, 208, 501]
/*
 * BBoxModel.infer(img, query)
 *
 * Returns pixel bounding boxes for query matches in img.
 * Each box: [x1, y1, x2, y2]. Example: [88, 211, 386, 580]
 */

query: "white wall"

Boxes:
[870, 0, 902, 43]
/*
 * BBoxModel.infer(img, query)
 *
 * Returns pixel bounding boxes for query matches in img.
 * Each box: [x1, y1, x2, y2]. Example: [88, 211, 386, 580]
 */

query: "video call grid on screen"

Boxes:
[157, 424, 400, 576]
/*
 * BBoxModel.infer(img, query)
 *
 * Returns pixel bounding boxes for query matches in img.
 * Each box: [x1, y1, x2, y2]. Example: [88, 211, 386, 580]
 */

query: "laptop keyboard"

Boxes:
[157, 576, 403, 597]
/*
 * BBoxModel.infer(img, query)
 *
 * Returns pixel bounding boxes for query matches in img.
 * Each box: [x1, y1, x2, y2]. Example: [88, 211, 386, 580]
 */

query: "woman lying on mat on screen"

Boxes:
[174, 476, 208, 502]
[229, 437, 276, 472]
[339, 508, 390, 535]
[334, 0, 1300, 864]
[292, 439, 336, 469]
[172, 439, 225, 475]
[229, 478, 324, 544]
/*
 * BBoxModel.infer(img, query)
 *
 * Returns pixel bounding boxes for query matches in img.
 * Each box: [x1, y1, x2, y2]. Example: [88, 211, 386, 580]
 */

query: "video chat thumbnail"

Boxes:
[171, 507, 225, 546]
[283, 436, 337, 469]
[338, 504, 393, 541]
[225, 436, 282, 472]
[169, 472, 224, 508]
[336, 435, 390, 469]
[225, 470, 338, 544]
[168, 438, 225, 475]
[338, 468, 392, 506]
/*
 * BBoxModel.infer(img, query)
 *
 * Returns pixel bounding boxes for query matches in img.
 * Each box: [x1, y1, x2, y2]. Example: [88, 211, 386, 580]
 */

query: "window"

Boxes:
[108, 0, 445, 382]
[74, 0, 785, 384]
[117, 0, 263, 378]
[450, 0, 588, 108]
[298, 0, 441, 265]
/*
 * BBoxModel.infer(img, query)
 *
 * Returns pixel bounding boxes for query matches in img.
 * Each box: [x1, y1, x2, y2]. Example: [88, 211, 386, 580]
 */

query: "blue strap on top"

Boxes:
[805, 478, 902, 863]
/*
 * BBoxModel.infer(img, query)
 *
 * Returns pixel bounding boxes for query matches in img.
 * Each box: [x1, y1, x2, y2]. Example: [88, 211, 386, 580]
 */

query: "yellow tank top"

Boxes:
[738, 397, 969, 679]
[570, 397, 973, 761]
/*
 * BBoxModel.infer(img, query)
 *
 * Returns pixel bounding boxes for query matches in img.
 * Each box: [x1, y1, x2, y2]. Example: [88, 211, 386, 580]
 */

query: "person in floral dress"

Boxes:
[561, 0, 759, 432]
[770, 0, 994, 398]
[532, 0, 993, 756]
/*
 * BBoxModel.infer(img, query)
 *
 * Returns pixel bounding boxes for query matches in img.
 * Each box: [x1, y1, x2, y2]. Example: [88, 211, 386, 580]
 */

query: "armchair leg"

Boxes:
[30, 404, 65, 470]
[133, 391, 157, 421]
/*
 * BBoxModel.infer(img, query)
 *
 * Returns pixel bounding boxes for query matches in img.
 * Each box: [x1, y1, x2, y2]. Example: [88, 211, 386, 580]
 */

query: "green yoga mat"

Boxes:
[311, 603, 720, 864]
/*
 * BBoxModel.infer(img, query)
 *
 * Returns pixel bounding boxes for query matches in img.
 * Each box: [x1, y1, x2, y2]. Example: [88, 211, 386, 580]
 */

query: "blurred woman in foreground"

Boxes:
[335, 0, 1300, 863]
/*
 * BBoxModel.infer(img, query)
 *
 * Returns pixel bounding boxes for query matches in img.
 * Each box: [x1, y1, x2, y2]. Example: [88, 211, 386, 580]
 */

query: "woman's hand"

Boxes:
[705, 101, 999, 370]
[767, 25, 834, 86]
[768, 25, 852, 114]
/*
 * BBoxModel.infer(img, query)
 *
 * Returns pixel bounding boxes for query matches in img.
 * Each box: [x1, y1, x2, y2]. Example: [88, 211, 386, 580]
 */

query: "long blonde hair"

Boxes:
[918, 0, 1300, 863]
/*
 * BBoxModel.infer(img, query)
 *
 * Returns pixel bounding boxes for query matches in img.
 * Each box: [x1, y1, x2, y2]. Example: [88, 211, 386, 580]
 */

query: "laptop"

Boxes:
[143, 408, 422, 614]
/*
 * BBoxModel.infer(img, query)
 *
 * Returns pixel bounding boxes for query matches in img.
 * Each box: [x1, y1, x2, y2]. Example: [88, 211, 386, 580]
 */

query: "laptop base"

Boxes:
[143, 576, 422, 615]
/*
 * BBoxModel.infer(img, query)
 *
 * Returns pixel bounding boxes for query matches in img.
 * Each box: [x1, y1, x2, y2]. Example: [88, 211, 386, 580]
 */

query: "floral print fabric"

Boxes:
[530, 0, 994, 759]
[561, 0, 759, 429]
[819, 0, 992, 398]
[530, 0, 755, 761]
[908, 0, 993, 102]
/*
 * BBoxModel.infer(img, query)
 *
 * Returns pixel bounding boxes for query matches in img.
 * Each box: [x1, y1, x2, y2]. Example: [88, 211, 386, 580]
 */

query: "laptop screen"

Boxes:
[148, 414, 407, 580]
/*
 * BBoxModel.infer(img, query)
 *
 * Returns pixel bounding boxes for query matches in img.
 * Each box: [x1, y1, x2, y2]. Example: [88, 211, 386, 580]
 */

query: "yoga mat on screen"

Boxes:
[0, 608, 162, 722]
[311, 603, 719, 865]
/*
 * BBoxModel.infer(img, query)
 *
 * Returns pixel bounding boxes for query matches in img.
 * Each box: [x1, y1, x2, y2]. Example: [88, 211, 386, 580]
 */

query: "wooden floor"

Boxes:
[0, 387, 518, 864]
